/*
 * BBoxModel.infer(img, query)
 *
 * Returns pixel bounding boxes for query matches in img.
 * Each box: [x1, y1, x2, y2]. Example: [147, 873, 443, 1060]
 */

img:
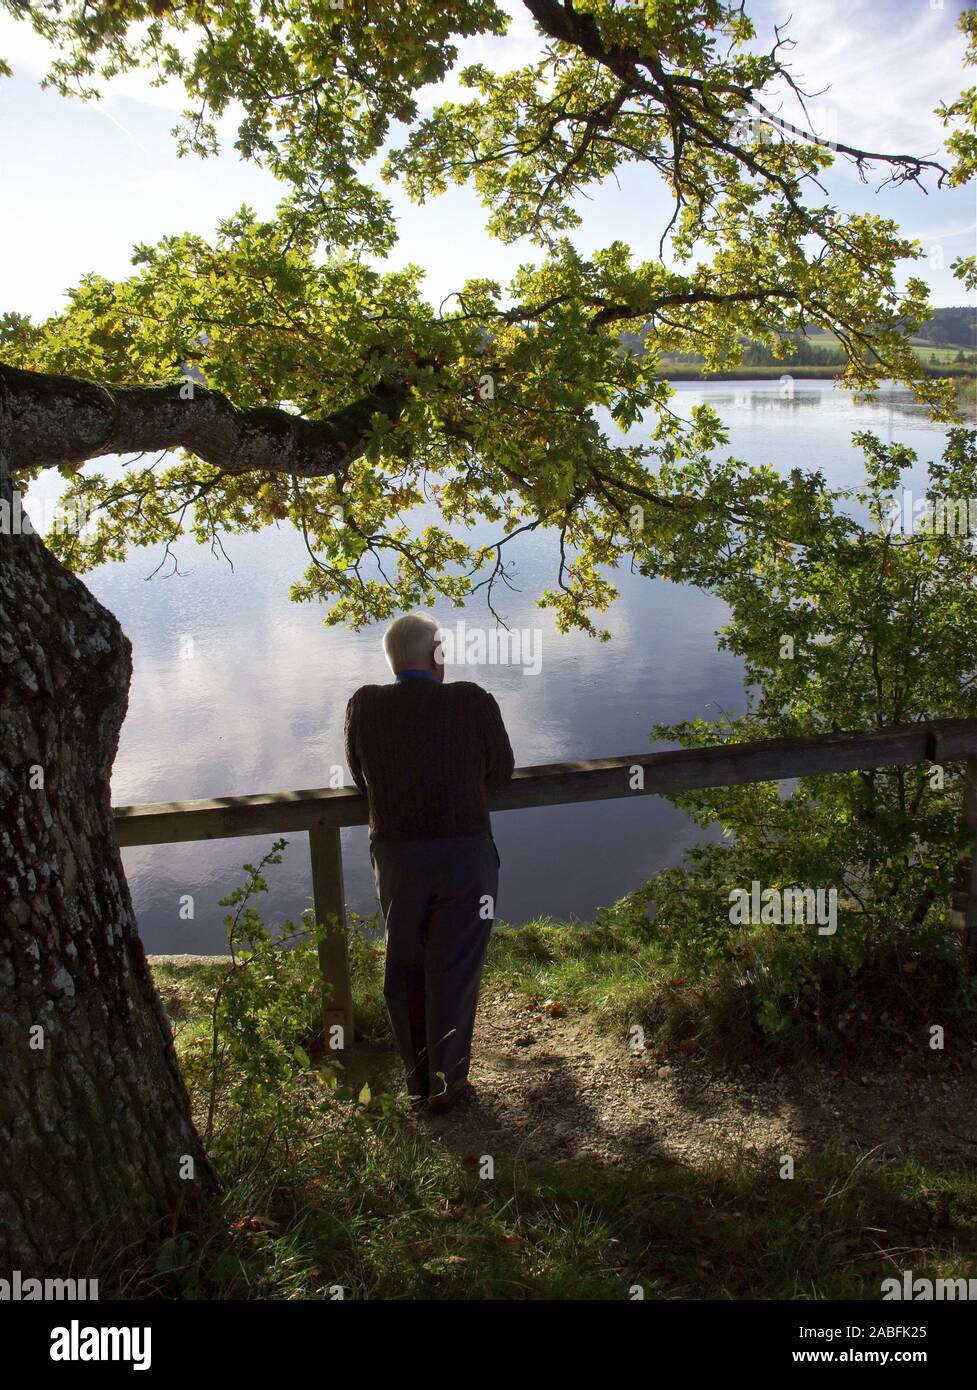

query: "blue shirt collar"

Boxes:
[395, 669, 439, 684]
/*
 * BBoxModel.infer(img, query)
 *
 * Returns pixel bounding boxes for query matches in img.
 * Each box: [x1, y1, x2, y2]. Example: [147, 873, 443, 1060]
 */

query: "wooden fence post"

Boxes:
[309, 825, 354, 1051]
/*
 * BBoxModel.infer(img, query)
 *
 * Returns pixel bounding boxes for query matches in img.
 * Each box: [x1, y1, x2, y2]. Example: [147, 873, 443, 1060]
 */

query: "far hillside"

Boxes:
[645, 307, 977, 379]
[916, 305, 977, 349]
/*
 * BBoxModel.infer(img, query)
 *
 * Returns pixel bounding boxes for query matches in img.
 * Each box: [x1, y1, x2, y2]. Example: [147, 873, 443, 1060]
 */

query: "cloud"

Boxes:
[749, 0, 967, 160]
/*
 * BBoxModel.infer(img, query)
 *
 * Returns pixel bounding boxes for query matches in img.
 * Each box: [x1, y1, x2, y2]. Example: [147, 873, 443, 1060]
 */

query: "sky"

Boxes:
[0, 0, 974, 325]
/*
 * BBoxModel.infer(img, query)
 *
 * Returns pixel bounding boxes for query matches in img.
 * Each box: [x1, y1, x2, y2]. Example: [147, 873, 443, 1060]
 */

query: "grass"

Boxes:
[796, 330, 976, 367]
[154, 912, 977, 1071]
[482, 917, 976, 1070]
[134, 937, 977, 1300]
[913, 344, 977, 365]
[952, 372, 977, 415]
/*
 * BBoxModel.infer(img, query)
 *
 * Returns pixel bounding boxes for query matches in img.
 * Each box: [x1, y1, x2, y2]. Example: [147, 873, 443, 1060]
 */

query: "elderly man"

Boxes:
[344, 613, 515, 1113]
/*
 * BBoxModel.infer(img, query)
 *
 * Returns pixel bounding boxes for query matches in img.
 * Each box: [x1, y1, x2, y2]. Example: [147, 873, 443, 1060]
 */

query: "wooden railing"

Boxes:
[114, 717, 977, 1050]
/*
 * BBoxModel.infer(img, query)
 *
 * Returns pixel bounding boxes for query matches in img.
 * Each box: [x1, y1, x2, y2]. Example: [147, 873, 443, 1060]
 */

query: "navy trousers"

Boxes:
[371, 833, 499, 1097]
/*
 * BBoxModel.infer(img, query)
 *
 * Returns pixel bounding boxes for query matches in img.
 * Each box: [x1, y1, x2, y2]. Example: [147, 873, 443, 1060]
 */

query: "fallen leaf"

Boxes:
[422, 1255, 467, 1277]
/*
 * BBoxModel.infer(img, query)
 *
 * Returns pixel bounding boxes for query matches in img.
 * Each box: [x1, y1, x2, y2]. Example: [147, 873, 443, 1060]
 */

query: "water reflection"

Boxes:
[695, 382, 949, 427]
[36, 381, 951, 952]
[704, 386, 827, 412]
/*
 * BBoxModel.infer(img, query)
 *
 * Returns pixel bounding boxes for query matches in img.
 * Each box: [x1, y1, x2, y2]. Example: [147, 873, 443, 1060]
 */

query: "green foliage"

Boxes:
[937, 7, 977, 289]
[597, 427, 977, 1054]
[3, 2, 973, 634]
[191, 839, 336, 1161]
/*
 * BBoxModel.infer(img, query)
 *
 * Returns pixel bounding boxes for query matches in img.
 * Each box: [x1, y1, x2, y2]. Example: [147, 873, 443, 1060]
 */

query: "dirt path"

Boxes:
[344, 989, 977, 1170]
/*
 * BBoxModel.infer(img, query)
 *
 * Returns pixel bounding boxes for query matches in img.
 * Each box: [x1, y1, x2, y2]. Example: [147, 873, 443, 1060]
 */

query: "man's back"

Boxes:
[345, 679, 514, 840]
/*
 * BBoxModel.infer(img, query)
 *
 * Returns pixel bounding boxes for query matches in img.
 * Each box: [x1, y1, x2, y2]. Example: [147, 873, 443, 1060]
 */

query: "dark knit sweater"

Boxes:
[344, 680, 515, 840]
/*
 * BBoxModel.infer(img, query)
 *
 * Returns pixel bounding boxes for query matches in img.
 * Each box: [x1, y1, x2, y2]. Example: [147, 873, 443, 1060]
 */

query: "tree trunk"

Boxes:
[0, 428, 217, 1277]
[0, 361, 411, 477]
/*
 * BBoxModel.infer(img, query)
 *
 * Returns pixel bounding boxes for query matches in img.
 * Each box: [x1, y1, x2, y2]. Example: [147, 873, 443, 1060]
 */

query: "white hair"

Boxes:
[382, 612, 441, 672]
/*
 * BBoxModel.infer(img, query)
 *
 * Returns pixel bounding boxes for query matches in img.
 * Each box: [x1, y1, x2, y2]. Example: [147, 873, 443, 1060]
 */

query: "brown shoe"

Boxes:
[426, 1079, 474, 1115]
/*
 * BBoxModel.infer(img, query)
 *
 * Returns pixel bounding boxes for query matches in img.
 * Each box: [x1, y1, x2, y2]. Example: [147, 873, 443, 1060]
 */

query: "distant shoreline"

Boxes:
[657, 365, 977, 382]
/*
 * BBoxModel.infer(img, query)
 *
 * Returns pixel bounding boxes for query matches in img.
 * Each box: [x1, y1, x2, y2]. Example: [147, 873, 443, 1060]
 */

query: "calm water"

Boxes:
[42, 381, 949, 953]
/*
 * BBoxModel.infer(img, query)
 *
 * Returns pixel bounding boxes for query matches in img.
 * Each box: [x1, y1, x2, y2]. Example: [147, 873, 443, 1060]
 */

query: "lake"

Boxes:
[58, 380, 950, 953]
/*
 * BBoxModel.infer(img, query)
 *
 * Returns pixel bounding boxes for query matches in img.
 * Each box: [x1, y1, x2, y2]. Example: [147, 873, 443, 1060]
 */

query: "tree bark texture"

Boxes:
[1, 385, 216, 1278]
